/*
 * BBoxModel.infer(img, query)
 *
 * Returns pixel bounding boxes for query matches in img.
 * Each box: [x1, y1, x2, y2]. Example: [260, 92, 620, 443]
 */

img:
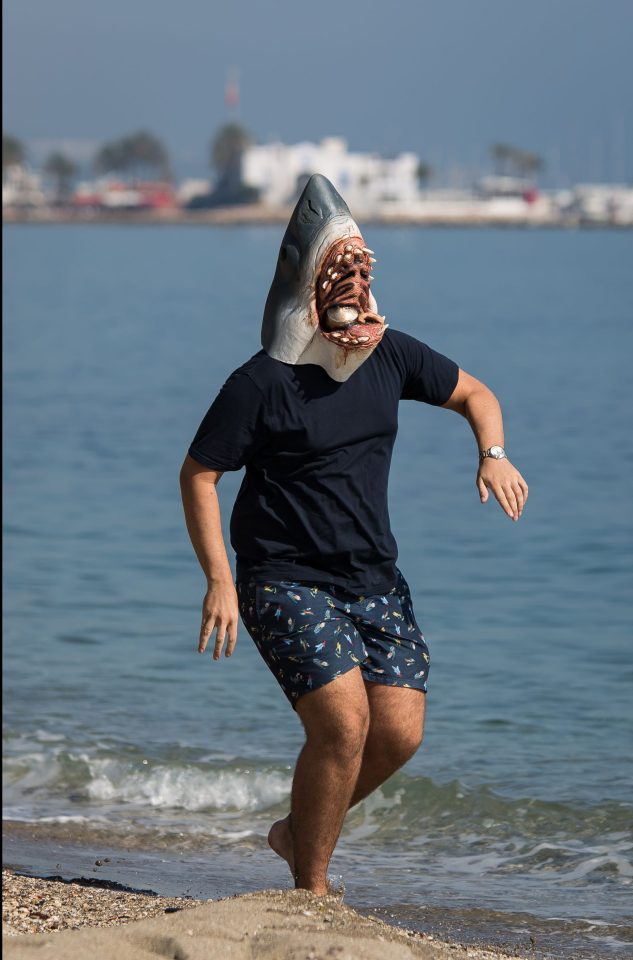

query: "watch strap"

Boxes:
[479, 446, 507, 462]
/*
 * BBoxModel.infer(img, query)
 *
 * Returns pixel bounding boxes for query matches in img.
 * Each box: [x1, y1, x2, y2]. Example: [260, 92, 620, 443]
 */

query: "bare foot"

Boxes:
[267, 815, 294, 877]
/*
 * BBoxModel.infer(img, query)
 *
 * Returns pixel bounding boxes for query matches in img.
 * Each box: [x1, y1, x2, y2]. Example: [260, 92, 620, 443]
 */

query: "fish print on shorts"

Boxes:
[237, 569, 430, 710]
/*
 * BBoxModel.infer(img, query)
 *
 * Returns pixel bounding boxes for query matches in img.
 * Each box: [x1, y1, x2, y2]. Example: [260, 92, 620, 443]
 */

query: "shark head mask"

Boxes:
[261, 175, 386, 382]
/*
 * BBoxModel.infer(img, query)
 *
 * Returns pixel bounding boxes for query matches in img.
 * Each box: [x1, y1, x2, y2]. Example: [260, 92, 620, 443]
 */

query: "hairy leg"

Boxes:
[270, 668, 369, 895]
[349, 683, 425, 806]
[269, 683, 424, 879]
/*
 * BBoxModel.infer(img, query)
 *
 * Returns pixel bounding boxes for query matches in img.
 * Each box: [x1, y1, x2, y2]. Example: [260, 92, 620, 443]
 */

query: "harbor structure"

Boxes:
[241, 137, 420, 213]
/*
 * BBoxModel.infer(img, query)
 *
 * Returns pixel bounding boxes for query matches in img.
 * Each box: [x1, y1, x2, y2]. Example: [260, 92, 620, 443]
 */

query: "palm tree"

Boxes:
[490, 143, 514, 177]
[3, 134, 26, 170]
[203, 123, 257, 206]
[490, 143, 544, 181]
[44, 152, 78, 202]
[416, 162, 433, 188]
[123, 131, 171, 180]
[516, 150, 544, 179]
[93, 131, 171, 180]
[94, 140, 129, 176]
[210, 123, 253, 177]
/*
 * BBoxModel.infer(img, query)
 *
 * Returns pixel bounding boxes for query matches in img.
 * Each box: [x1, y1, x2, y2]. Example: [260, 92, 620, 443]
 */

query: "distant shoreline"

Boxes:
[3, 205, 630, 229]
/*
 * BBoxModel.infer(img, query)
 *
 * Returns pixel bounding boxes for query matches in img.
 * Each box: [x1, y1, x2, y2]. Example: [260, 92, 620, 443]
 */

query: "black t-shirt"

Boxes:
[188, 328, 459, 595]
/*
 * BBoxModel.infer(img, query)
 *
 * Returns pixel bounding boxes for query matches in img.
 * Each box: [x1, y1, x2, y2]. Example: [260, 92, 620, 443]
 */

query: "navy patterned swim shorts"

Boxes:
[236, 570, 430, 709]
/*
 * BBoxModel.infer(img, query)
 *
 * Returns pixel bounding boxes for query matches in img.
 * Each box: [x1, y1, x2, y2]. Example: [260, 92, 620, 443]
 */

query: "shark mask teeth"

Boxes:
[315, 233, 385, 354]
[325, 306, 359, 328]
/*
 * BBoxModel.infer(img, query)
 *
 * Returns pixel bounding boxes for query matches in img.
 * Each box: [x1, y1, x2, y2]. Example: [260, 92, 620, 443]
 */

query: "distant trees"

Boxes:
[186, 122, 258, 208]
[490, 143, 544, 179]
[94, 131, 171, 180]
[3, 134, 26, 170]
[416, 161, 433, 188]
[211, 123, 253, 177]
[44, 152, 78, 202]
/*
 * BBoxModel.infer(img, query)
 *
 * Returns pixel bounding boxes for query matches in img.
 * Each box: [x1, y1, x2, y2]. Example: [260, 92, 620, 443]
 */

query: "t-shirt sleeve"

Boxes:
[399, 333, 460, 405]
[188, 372, 267, 471]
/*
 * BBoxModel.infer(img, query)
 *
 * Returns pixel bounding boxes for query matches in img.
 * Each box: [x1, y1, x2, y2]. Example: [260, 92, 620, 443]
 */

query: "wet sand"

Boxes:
[2, 870, 528, 960]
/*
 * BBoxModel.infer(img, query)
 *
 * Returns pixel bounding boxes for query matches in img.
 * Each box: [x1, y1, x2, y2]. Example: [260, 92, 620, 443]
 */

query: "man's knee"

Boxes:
[364, 686, 425, 766]
[299, 675, 370, 761]
[369, 722, 423, 766]
[311, 703, 369, 760]
[398, 725, 424, 761]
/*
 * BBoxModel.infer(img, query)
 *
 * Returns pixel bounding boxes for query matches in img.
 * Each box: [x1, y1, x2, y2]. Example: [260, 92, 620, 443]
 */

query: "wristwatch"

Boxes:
[479, 445, 507, 463]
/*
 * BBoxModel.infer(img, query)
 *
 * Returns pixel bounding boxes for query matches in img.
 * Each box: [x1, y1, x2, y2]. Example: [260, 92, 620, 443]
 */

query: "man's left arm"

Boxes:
[443, 369, 528, 522]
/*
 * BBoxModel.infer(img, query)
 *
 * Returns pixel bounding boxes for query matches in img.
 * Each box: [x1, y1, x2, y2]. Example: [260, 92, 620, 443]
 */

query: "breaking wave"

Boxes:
[85, 759, 290, 812]
[3, 747, 291, 814]
[4, 735, 632, 853]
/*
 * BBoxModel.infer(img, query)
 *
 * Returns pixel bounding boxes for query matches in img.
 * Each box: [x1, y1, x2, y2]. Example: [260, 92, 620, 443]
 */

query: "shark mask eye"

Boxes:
[278, 242, 300, 278]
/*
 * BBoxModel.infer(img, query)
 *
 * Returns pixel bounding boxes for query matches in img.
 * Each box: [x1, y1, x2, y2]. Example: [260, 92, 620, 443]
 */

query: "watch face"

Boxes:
[489, 445, 505, 459]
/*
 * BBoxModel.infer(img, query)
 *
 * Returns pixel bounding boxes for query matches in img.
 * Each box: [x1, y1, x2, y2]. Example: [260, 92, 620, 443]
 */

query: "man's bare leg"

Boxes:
[269, 667, 369, 894]
[349, 683, 425, 806]
[269, 683, 425, 880]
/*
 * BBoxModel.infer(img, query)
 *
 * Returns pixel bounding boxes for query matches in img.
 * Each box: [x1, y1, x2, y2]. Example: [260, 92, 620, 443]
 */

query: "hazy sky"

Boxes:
[4, 0, 632, 184]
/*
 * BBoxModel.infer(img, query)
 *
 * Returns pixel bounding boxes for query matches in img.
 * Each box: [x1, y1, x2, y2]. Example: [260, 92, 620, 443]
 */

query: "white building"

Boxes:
[176, 178, 212, 206]
[2, 165, 47, 209]
[566, 184, 633, 226]
[241, 137, 420, 213]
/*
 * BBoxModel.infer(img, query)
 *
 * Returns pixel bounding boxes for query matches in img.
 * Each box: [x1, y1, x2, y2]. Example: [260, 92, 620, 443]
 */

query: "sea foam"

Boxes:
[84, 758, 291, 812]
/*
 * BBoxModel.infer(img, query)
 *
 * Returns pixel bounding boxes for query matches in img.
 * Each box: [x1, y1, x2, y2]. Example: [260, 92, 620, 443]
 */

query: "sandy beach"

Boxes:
[2, 870, 530, 960]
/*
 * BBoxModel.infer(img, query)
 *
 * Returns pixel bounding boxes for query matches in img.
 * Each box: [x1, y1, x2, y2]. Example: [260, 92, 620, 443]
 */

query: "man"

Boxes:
[180, 175, 527, 896]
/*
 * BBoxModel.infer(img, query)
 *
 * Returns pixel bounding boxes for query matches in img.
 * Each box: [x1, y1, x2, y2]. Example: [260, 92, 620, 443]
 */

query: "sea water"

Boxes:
[3, 224, 633, 957]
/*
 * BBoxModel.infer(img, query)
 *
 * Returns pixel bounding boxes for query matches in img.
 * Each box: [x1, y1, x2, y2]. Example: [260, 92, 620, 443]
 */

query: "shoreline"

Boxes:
[3, 205, 631, 229]
[2, 870, 528, 960]
[4, 820, 631, 958]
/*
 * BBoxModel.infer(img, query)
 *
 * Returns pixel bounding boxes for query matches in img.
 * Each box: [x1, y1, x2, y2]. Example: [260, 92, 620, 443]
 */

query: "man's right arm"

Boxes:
[179, 454, 239, 660]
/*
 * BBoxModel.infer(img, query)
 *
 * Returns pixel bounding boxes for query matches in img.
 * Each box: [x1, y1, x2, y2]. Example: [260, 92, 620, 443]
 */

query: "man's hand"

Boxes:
[477, 459, 528, 522]
[198, 578, 239, 659]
